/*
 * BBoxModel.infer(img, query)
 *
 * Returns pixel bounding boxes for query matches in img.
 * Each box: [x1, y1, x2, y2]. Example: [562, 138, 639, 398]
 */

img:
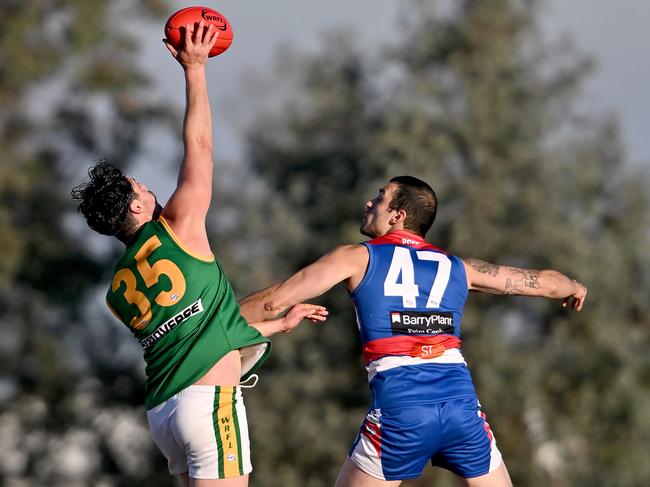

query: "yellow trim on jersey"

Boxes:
[158, 216, 214, 263]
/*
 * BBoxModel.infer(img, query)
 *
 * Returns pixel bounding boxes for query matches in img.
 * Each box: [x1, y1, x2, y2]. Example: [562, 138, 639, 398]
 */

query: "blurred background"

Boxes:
[1, 0, 649, 486]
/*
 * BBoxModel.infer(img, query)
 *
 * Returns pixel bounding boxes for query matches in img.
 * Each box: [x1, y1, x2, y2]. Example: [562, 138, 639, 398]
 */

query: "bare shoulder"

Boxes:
[158, 213, 212, 257]
[326, 243, 369, 290]
[323, 243, 369, 267]
[329, 243, 368, 256]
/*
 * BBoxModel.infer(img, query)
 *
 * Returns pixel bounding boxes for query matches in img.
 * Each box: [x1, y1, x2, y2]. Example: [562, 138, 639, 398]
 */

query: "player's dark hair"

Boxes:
[71, 160, 137, 241]
[388, 176, 437, 237]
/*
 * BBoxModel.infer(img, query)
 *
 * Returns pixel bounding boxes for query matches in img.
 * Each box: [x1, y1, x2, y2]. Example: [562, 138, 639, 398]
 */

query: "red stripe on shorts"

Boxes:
[480, 411, 494, 442]
[361, 418, 382, 458]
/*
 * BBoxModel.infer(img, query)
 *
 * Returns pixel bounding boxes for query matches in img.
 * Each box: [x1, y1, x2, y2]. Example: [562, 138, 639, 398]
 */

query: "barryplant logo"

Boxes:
[389, 310, 454, 335]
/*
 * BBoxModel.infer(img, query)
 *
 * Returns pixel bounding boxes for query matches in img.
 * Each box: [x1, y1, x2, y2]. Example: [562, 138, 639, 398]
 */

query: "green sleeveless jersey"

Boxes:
[106, 217, 270, 409]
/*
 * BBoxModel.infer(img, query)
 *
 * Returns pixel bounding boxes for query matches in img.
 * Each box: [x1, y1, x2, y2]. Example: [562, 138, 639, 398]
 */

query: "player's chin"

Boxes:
[360, 225, 374, 238]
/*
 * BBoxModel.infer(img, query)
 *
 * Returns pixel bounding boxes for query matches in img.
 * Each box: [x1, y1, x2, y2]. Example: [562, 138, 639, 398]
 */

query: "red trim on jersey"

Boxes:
[368, 230, 447, 253]
[363, 334, 461, 364]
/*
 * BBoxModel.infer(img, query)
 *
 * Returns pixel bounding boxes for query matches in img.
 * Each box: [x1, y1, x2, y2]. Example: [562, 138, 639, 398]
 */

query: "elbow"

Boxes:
[197, 135, 213, 153]
[185, 134, 213, 154]
[263, 300, 286, 317]
[197, 142, 213, 156]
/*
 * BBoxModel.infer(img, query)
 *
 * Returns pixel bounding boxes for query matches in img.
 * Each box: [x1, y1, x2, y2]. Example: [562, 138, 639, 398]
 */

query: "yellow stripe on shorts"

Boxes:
[213, 387, 242, 478]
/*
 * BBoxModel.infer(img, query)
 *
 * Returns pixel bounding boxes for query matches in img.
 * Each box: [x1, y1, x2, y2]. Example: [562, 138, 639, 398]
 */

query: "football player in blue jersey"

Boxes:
[240, 175, 586, 487]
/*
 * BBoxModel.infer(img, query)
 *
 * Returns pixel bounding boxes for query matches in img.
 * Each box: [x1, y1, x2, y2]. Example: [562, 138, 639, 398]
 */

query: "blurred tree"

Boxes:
[221, 1, 650, 486]
[0, 0, 178, 485]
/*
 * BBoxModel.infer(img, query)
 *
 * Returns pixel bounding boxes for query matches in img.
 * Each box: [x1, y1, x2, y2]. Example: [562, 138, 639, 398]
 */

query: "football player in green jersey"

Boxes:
[72, 21, 326, 487]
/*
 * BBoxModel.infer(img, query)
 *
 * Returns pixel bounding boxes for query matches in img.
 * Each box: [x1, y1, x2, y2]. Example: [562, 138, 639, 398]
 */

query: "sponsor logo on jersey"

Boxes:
[390, 310, 454, 336]
[139, 299, 204, 350]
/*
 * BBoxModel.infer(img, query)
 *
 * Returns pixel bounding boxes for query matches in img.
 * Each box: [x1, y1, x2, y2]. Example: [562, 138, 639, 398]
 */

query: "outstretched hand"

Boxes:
[562, 280, 587, 311]
[163, 20, 218, 68]
[281, 303, 328, 333]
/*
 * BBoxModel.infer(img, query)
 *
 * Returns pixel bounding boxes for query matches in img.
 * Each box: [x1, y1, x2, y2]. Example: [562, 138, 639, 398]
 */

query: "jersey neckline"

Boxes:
[368, 230, 445, 253]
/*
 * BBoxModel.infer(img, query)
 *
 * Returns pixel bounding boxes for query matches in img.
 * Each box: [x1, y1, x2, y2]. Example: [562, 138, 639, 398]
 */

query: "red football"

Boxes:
[164, 6, 233, 57]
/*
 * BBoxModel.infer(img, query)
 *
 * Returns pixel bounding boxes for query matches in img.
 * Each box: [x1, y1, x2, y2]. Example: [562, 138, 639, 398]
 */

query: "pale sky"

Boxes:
[543, 0, 649, 166]
[136, 0, 649, 179]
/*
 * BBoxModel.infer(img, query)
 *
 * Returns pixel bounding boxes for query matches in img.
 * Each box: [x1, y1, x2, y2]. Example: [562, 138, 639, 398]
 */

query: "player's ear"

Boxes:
[390, 209, 407, 225]
[129, 197, 144, 214]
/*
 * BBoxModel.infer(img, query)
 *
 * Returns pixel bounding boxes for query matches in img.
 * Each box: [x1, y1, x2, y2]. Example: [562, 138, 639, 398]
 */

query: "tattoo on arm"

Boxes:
[464, 258, 543, 296]
[464, 258, 500, 277]
[504, 268, 541, 295]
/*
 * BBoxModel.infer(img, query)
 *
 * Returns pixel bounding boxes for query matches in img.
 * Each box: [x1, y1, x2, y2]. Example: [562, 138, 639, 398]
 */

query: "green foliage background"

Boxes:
[1, 1, 648, 486]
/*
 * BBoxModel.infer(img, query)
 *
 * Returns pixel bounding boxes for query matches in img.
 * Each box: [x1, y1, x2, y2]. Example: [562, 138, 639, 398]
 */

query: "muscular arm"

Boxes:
[239, 244, 369, 322]
[247, 303, 328, 337]
[462, 258, 587, 310]
[160, 23, 219, 254]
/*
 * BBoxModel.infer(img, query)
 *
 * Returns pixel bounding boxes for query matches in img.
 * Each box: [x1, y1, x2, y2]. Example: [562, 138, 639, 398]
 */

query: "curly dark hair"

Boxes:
[388, 176, 438, 237]
[71, 160, 137, 240]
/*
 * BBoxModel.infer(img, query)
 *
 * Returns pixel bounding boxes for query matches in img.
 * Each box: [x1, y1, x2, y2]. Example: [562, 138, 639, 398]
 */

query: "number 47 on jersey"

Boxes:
[383, 247, 451, 309]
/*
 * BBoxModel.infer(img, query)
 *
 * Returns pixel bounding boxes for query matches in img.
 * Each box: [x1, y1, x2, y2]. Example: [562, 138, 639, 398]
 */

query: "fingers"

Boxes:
[299, 304, 328, 317]
[207, 26, 219, 48]
[561, 295, 584, 311]
[289, 304, 328, 321]
[183, 22, 193, 46]
[281, 304, 328, 333]
[184, 21, 217, 47]
[174, 21, 217, 67]
[162, 39, 178, 57]
[294, 303, 325, 312]
[197, 21, 207, 42]
[201, 22, 217, 43]
[561, 280, 587, 312]
[184, 21, 203, 46]
[573, 281, 586, 311]
[306, 313, 328, 323]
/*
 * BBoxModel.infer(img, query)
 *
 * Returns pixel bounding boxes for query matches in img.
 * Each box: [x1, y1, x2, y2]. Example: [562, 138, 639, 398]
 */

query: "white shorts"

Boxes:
[147, 385, 252, 479]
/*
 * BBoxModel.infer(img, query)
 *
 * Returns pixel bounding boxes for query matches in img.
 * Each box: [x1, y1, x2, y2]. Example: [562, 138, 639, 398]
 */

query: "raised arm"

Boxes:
[239, 244, 369, 322]
[160, 21, 219, 254]
[462, 258, 587, 310]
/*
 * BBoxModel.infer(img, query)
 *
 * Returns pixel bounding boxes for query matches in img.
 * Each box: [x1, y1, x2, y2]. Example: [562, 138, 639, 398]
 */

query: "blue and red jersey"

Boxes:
[350, 230, 477, 407]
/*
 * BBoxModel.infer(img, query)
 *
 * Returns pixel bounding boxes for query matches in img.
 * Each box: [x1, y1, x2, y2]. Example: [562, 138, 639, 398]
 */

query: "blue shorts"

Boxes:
[348, 397, 502, 480]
